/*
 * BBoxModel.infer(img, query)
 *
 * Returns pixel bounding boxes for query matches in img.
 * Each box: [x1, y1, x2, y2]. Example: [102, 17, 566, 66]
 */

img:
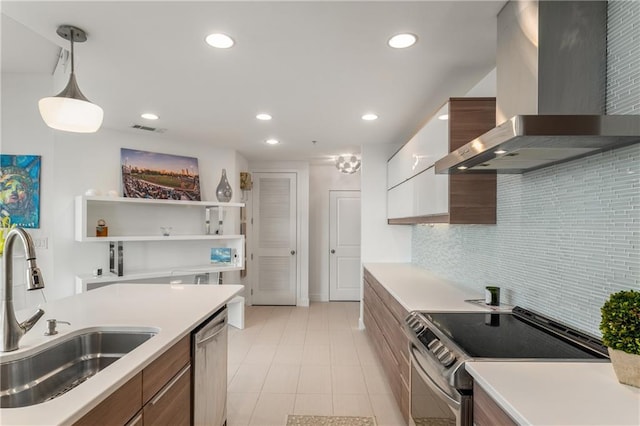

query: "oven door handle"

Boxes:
[410, 343, 461, 410]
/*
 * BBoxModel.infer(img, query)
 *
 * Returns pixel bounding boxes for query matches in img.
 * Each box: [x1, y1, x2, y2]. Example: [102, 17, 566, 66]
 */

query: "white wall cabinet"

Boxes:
[387, 98, 496, 224]
[74, 196, 245, 292]
[387, 104, 449, 190]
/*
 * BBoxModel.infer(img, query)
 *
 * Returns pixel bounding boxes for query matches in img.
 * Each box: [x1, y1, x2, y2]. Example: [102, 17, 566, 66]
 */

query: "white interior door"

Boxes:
[252, 172, 297, 305]
[329, 190, 361, 301]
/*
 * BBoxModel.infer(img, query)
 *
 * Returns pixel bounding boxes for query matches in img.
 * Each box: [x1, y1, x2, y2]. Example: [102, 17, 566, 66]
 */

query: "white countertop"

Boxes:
[364, 263, 639, 425]
[0, 283, 243, 425]
[467, 362, 640, 425]
[363, 262, 490, 312]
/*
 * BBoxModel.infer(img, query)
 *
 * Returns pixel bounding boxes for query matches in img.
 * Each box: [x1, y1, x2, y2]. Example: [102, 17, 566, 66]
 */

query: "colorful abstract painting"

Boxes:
[0, 155, 41, 228]
[121, 148, 201, 201]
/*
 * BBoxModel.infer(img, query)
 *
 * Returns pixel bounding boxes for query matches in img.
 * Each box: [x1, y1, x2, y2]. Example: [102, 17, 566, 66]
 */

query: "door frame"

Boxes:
[246, 166, 309, 306]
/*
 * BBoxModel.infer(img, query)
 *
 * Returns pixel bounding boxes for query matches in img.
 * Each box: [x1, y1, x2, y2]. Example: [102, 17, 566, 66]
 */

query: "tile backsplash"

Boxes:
[412, 1, 640, 337]
[413, 144, 639, 336]
[606, 0, 639, 115]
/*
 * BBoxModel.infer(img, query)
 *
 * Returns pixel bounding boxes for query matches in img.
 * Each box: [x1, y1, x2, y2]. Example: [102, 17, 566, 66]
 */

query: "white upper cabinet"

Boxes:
[387, 97, 497, 224]
[387, 103, 449, 190]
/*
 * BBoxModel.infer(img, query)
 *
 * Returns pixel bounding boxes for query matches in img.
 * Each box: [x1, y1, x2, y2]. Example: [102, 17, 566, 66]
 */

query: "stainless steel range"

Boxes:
[403, 307, 609, 426]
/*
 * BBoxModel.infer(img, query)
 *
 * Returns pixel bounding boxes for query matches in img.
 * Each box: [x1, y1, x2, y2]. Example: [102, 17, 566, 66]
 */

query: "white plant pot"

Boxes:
[608, 347, 640, 388]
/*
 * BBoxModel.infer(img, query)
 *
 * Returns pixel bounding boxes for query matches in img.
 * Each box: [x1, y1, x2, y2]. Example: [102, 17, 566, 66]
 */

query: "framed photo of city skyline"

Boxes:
[121, 148, 201, 201]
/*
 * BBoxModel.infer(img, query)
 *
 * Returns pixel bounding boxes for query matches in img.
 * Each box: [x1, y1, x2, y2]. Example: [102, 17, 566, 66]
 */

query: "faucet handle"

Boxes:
[45, 319, 70, 336]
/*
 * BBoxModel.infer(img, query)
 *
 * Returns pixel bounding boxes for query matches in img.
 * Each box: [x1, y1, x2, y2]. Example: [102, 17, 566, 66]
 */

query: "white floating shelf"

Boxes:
[78, 234, 244, 243]
[79, 195, 244, 208]
[75, 264, 243, 292]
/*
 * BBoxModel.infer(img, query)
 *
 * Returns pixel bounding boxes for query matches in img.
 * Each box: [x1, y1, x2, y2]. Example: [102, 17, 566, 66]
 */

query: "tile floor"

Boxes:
[226, 302, 406, 426]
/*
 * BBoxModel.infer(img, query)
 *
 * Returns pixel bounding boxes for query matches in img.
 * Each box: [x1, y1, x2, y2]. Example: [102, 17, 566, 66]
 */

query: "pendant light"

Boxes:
[39, 25, 103, 133]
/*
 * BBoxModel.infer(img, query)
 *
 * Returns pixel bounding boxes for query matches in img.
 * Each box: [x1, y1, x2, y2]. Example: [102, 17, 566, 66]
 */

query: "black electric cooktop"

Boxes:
[422, 308, 608, 360]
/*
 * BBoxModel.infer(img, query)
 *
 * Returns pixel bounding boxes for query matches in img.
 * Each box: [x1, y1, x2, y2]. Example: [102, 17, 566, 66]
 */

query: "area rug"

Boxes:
[286, 415, 376, 426]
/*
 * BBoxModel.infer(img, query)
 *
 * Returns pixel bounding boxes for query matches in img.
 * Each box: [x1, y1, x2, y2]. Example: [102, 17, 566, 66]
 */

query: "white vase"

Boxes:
[608, 347, 640, 388]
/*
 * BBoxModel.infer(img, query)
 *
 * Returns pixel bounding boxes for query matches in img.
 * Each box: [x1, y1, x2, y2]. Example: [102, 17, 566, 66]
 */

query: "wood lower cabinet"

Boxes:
[143, 364, 191, 426]
[74, 373, 142, 426]
[363, 268, 410, 424]
[74, 336, 191, 426]
[473, 384, 518, 426]
[142, 336, 191, 404]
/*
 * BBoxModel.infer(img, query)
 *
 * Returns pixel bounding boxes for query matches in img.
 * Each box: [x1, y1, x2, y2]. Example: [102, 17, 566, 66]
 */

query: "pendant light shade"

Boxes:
[39, 25, 103, 133]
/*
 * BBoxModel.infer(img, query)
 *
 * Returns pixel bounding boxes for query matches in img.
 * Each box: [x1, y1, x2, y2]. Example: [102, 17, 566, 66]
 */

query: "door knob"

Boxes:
[291, 250, 296, 255]
[330, 249, 335, 254]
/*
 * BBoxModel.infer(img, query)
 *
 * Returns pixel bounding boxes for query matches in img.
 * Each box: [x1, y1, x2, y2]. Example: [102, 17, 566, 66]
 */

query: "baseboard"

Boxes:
[297, 298, 310, 307]
[309, 293, 329, 302]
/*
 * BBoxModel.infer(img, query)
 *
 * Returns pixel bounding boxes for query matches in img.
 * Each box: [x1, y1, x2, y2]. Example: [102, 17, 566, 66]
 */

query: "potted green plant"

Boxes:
[600, 290, 640, 388]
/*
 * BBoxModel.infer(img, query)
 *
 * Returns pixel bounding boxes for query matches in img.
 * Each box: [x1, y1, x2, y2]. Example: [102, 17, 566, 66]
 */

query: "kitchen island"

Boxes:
[0, 283, 243, 425]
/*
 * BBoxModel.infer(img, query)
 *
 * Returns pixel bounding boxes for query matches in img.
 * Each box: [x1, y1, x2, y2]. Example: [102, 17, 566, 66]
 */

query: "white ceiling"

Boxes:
[1, 1, 504, 163]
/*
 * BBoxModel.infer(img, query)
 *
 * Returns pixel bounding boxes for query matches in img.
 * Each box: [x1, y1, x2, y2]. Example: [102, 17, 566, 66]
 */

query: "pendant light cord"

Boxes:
[69, 27, 75, 74]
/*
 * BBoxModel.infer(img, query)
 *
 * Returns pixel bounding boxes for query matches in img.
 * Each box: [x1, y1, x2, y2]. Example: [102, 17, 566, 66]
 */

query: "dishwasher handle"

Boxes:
[195, 308, 227, 346]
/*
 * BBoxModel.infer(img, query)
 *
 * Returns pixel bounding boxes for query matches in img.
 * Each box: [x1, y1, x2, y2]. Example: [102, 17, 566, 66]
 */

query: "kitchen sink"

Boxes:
[0, 329, 156, 408]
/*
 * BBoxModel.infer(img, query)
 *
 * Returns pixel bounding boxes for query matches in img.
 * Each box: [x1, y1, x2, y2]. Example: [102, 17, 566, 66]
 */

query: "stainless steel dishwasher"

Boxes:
[192, 306, 228, 426]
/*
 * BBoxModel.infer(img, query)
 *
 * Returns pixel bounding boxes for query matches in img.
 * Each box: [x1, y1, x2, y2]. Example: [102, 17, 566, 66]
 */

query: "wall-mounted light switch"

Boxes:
[33, 237, 48, 250]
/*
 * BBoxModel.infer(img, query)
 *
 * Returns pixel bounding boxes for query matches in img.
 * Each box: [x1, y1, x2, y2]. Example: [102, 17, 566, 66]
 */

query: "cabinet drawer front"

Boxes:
[474, 384, 517, 426]
[143, 364, 192, 426]
[362, 303, 405, 410]
[74, 373, 142, 426]
[125, 411, 143, 426]
[363, 280, 409, 385]
[143, 335, 190, 404]
[364, 269, 409, 324]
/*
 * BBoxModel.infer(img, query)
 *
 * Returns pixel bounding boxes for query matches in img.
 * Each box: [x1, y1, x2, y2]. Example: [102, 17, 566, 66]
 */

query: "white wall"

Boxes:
[2, 72, 247, 309]
[1, 73, 55, 310]
[360, 143, 412, 264]
[247, 161, 310, 306]
[309, 164, 360, 301]
[464, 68, 496, 97]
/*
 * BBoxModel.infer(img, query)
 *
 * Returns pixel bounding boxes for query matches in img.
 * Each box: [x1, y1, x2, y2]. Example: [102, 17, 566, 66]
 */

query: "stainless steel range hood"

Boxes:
[435, 0, 640, 174]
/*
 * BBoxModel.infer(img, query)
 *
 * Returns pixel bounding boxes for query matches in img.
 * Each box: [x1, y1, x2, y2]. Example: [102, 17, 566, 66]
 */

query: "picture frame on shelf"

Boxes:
[211, 247, 232, 264]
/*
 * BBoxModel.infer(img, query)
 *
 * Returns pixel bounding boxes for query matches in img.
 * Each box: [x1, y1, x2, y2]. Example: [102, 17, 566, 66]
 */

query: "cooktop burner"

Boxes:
[422, 309, 608, 359]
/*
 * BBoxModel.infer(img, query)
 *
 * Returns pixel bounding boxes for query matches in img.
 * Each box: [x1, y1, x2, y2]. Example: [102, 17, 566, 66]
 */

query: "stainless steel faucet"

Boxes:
[1, 228, 45, 352]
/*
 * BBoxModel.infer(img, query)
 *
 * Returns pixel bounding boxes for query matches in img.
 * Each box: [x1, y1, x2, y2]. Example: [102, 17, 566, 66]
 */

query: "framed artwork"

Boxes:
[211, 247, 232, 264]
[0, 154, 41, 228]
[121, 148, 201, 201]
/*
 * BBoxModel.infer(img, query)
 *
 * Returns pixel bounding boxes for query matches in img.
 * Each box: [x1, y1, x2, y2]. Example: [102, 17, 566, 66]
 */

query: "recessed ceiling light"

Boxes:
[457, 166, 468, 170]
[265, 138, 280, 145]
[437, 114, 449, 121]
[256, 113, 272, 121]
[205, 33, 234, 49]
[494, 149, 507, 155]
[362, 113, 378, 121]
[388, 33, 417, 49]
[141, 113, 159, 120]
